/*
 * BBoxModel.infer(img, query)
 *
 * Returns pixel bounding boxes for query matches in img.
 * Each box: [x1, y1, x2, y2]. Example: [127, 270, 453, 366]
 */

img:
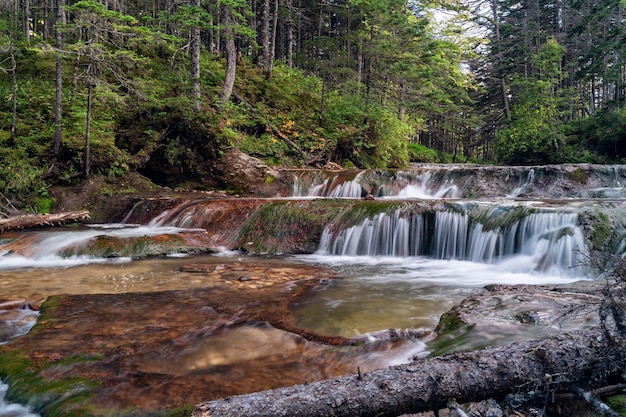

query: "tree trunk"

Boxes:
[269, 0, 278, 78]
[53, 0, 65, 156]
[491, 0, 510, 120]
[259, 0, 271, 77]
[24, 0, 31, 42]
[219, 7, 237, 106]
[286, 0, 293, 68]
[84, 78, 93, 178]
[189, 0, 201, 111]
[10, 46, 17, 144]
[190, 0, 202, 111]
[0, 210, 90, 232]
[193, 328, 625, 417]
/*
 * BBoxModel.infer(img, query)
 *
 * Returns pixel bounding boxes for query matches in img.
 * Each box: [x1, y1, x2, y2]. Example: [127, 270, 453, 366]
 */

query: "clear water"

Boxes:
[291, 254, 588, 338]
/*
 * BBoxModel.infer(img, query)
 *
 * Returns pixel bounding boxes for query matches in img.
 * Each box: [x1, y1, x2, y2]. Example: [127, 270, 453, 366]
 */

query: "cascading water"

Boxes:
[316, 205, 588, 277]
[0, 380, 39, 417]
[305, 174, 365, 198]
[3, 164, 626, 416]
[290, 163, 626, 199]
[381, 171, 461, 199]
[506, 169, 535, 198]
[0, 224, 205, 270]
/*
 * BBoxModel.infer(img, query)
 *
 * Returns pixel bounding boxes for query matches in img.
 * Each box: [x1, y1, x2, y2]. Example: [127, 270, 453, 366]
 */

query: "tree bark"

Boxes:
[259, 0, 271, 76]
[10, 44, 17, 144]
[219, 6, 237, 106]
[23, 0, 31, 42]
[0, 210, 90, 232]
[53, 0, 65, 156]
[190, 0, 202, 111]
[286, 0, 293, 68]
[84, 78, 93, 178]
[193, 328, 625, 417]
[269, 0, 278, 78]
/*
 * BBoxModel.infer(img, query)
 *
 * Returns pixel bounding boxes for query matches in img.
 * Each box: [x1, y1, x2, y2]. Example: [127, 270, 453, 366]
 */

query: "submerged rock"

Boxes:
[429, 282, 602, 355]
[0, 262, 353, 416]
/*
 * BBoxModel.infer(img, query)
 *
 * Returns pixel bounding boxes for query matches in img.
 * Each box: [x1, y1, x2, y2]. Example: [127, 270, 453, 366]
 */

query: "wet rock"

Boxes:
[430, 282, 602, 355]
[0, 263, 351, 415]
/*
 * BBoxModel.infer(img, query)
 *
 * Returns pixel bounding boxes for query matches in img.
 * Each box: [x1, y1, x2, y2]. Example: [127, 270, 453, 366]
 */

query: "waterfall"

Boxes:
[317, 207, 588, 276]
[317, 212, 422, 256]
[0, 380, 40, 417]
[388, 171, 460, 199]
[507, 168, 535, 198]
[288, 164, 626, 200]
[306, 174, 365, 198]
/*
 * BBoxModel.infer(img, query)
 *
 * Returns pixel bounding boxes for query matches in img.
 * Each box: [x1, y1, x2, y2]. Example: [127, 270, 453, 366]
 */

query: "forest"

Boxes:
[0, 0, 625, 208]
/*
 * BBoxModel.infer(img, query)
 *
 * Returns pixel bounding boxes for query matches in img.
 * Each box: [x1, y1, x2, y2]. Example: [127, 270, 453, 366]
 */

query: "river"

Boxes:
[0, 163, 624, 414]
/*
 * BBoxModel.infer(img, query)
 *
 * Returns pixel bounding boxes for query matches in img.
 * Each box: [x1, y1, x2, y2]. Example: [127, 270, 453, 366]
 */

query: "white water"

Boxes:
[292, 164, 626, 199]
[0, 225, 203, 270]
[306, 176, 365, 198]
[385, 171, 460, 199]
[0, 308, 39, 346]
[298, 170, 462, 199]
[0, 380, 39, 417]
[317, 208, 588, 277]
[507, 168, 535, 198]
[291, 253, 586, 340]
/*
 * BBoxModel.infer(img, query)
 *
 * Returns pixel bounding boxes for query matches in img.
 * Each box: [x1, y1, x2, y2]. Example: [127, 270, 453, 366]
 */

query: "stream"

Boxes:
[0, 163, 625, 415]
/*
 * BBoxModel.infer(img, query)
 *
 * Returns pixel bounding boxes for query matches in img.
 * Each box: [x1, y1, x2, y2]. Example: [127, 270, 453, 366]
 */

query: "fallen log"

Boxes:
[193, 328, 625, 417]
[0, 210, 90, 232]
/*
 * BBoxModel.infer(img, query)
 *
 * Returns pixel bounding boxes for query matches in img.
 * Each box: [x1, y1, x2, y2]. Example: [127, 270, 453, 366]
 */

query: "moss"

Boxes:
[57, 234, 193, 259]
[513, 311, 539, 325]
[0, 349, 99, 416]
[589, 212, 612, 251]
[237, 200, 348, 253]
[605, 395, 626, 416]
[434, 310, 465, 334]
[427, 323, 476, 356]
[468, 204, 535, 232]
[333, 200, 404, 228]
[568, 167, 589, 184]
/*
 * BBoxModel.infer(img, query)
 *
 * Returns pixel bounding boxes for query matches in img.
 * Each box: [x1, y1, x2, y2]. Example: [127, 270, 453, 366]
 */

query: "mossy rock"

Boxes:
[567, 167, 589, 184]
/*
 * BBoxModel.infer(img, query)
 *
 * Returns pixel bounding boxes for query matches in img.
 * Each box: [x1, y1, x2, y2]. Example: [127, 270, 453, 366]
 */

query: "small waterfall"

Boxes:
[317, 206, 588, 276]
[382, 171, 460, 199]
[306, 173, 365, 198]
[317, 212, 423, 256]
[288, 164, 626, 200]
[0, 302, 39, 345]
[297, 170, 461, 199]
[0, 380, 40, 417]
[0, 224, 204, 269]
[507, 169, 535, 198]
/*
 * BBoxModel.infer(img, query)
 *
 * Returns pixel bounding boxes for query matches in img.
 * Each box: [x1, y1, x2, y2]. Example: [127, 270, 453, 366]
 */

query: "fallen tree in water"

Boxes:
[195, 255, 626, 417]
[193, 327, 625, 417]
[0, 210, 90, 232]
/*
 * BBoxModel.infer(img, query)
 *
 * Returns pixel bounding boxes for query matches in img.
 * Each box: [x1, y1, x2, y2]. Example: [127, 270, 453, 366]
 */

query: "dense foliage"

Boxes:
[0, 0, 624, 206]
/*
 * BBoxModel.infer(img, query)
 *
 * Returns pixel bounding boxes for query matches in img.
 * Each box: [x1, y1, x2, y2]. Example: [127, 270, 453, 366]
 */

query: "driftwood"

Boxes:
[0, 210, 90, 232]
[193, 328, 625, 417]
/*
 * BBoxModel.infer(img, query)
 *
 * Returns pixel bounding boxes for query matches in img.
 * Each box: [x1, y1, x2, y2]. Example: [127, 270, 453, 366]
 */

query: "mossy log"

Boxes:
[0, 210, 90, 232]
[193, 328, 625, 417]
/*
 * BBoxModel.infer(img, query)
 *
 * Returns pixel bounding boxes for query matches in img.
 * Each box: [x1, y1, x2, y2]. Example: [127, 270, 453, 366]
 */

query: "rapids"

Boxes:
[1, 163, 625, 415]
